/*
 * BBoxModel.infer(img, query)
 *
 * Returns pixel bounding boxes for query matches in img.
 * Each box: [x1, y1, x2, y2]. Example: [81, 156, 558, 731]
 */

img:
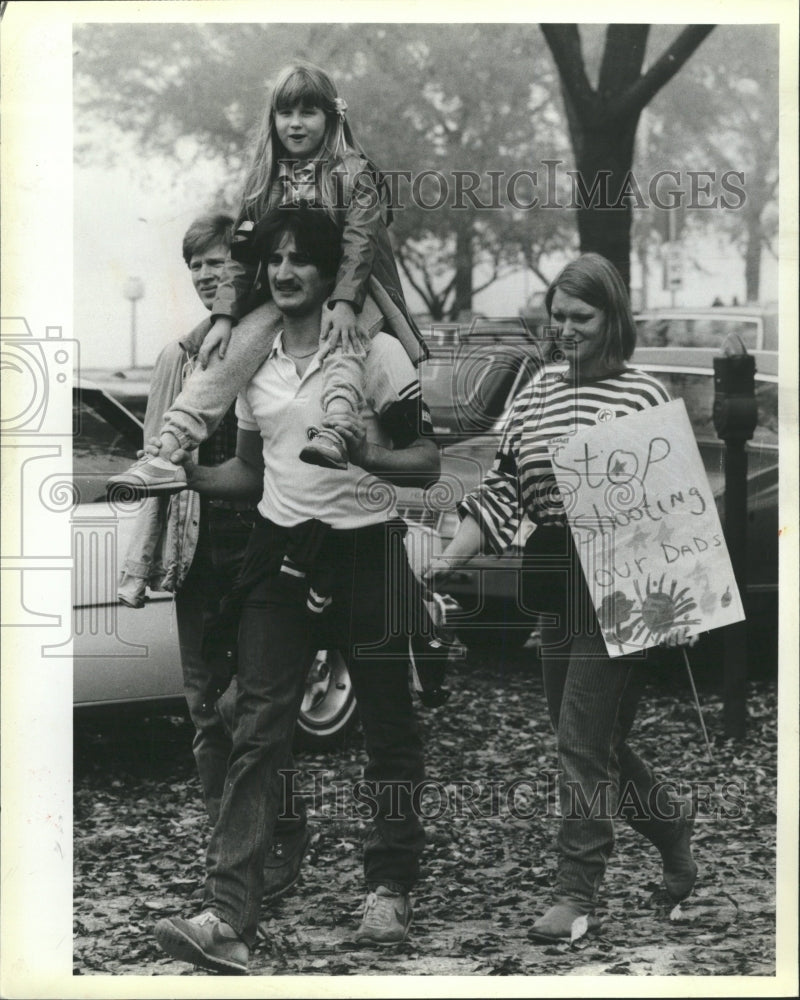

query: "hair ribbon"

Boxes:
[333, 97, 348, 155]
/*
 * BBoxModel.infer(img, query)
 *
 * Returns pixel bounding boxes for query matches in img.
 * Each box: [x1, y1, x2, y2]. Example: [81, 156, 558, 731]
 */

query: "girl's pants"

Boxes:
[204, 517, 426, 947]
[527, 527, 688, 905]
[162, 299, 380, 452]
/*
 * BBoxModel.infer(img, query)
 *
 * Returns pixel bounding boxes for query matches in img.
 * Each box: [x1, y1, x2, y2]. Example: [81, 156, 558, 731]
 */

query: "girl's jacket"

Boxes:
[116, 321, 210, 606]
[211, 152, 428, 364]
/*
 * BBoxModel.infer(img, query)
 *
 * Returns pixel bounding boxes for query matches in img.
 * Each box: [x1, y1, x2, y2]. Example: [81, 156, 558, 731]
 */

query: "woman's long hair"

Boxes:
[544, 253, 637, 369]
[238, 61, 376, 223]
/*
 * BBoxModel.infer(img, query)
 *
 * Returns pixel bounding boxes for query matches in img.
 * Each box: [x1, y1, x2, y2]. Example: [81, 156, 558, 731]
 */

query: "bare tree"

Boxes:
[540, 23, 715, 288]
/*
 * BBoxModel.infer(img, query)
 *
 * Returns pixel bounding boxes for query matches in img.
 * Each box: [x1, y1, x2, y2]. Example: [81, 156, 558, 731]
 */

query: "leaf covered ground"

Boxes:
[73, 643, 780, 980]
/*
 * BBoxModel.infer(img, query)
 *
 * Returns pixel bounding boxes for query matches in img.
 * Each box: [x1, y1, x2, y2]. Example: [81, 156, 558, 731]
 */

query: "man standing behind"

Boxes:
[117, 212, 309, 900]
[153, 204, 439, 974]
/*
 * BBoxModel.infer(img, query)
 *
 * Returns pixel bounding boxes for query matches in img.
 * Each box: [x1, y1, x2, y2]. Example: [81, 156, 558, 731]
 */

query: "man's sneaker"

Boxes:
[660, 812, 698, 901]
[107, 456, 187, 498]
[529, 898, 601, 943]
[154, 910, 248, 975]
[263, 826, 311, 902]
[353, 886, 412, 946]
[299, 429, 348, 470]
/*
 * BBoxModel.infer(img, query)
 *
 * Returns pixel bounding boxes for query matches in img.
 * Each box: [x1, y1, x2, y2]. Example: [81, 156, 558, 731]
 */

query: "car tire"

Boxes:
[295, 649, 358, 750]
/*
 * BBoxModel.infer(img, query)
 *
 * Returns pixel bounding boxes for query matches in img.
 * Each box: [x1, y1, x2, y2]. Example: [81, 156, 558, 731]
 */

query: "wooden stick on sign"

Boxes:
[683, 648, 713, 761]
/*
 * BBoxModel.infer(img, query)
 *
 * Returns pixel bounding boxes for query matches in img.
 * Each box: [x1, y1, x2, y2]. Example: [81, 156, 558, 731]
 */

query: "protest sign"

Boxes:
[549, 398, 745, 657]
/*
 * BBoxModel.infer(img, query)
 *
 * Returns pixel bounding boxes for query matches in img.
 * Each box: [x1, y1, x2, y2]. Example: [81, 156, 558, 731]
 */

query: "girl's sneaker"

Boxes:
[107, 456, 187, 497]
[299, 429, 348, 470]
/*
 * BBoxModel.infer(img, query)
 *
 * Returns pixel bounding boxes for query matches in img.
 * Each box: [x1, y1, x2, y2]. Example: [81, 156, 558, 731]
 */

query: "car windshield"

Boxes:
[73, 392, 142, 502]
[636, 316, 762, 351]
[421, 345, 542, 436]
[420, 363, 459, 412]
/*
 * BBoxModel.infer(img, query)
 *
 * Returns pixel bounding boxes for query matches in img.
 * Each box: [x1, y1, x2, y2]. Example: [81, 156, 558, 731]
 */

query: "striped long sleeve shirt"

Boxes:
[457, 366, 671, 554]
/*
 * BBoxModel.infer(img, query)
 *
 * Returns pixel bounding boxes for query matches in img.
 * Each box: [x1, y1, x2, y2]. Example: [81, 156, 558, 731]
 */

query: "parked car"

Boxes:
[422, 322, 551, 443]
[633, 306, 778, 353]
[408, 340, 780, 670]
[78, 366, 155, 421]
[72, 380, 357, 748]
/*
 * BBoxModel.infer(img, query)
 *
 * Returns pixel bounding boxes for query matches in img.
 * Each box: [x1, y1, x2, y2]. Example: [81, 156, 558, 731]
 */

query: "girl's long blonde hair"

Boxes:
[239, 61, 375, 223]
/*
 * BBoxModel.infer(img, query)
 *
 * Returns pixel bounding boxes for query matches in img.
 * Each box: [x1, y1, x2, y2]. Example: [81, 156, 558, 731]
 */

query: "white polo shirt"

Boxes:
[236, 331, 429, 529]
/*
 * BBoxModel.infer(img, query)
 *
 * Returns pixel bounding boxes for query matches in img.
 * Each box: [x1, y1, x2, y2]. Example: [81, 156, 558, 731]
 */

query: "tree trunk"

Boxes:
[450, 220, 474, 319]
[635, 233, 649, 311]
[743, 212, 762, 304]
[541, 24, 715, 297]
[572, 117, 639, 291]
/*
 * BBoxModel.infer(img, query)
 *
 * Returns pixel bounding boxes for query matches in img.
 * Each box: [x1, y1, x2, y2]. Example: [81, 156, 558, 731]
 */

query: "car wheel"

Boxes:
[295, 649, 358, 750]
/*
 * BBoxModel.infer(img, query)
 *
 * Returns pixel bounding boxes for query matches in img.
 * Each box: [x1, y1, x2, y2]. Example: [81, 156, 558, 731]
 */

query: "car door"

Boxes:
[72, 386, 184, 708]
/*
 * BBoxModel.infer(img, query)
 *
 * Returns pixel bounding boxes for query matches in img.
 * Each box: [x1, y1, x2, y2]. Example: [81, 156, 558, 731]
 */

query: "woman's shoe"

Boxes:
[529, 899, 601, 942]
[660, 814, 698, 901]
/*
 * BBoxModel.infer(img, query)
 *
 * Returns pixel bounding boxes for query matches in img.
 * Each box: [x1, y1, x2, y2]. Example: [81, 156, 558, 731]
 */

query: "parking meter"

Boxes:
[712, 334, 757, 739]
[712, 337, 757, 442]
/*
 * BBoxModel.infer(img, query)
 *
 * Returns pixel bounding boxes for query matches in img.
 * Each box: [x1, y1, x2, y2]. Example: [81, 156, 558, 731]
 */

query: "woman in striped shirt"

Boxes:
[428, 254, 698, 942]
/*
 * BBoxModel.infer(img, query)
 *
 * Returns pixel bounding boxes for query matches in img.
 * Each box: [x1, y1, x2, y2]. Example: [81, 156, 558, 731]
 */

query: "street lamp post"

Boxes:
[123, 277, 145, 369]
[663, 210, 682, 307]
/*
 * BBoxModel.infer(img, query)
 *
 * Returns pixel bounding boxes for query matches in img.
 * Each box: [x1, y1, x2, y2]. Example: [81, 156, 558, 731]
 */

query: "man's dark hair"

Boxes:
[182, 212, 235, 265]
[251, 204, 343, 279]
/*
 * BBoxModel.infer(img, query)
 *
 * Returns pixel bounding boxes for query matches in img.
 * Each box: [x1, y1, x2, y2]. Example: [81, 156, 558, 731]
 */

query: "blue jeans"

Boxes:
[529, 527, 685, 905]
[176, 507, 305, 833]
[205, 518, 426, 946]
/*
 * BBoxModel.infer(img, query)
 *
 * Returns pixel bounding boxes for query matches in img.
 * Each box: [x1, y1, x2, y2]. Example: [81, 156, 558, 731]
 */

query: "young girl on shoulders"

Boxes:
[112, 60, 425, 493]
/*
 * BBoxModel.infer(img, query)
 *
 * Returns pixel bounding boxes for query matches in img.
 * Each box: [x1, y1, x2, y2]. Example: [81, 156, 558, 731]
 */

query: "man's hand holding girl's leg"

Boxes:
[107, 430, 190, 498]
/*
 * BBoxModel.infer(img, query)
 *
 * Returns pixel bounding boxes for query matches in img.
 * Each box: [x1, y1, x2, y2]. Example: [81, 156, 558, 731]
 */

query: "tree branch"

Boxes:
[614, 25, 716, 121]
[539, 24, 597, 122]
[598, 24, 650, 96]
[396, 251, 436, 311]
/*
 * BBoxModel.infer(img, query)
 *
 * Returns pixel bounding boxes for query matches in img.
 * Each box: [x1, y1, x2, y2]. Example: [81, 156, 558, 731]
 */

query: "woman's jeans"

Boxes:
[204, 519, 426, 947]
[528, 527, 686, 905]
